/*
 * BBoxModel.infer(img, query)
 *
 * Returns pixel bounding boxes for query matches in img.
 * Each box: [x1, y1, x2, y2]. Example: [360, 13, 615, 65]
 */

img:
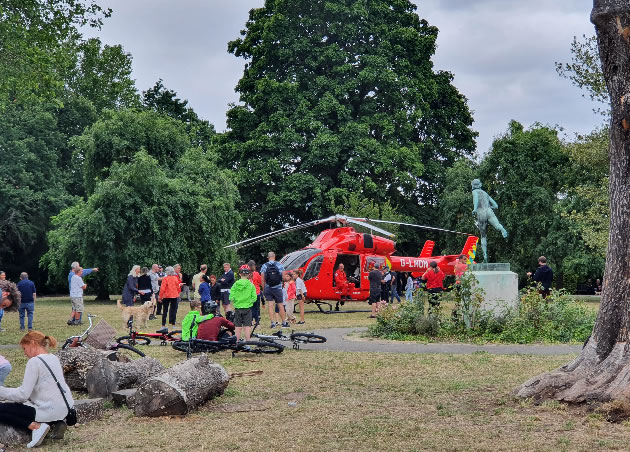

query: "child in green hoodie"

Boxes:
[181, 299, 213, 341]
[229, 265, 257, 342]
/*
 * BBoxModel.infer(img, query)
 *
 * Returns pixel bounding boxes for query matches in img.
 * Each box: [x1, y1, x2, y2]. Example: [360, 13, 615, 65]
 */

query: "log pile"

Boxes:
[58, 348, 164, 398]
[134, 354, 229, 417]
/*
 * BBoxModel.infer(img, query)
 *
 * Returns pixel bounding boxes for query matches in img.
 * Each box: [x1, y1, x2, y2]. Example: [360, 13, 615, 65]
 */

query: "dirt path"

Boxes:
[298, 327, 582, 355]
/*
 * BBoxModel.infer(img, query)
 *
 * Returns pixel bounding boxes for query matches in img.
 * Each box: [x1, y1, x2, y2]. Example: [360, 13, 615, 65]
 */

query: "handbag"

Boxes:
[37, 356, 77, 426]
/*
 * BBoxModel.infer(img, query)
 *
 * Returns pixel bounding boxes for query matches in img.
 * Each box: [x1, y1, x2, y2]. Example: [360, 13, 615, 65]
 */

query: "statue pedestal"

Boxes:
[470, 263, 519, 316]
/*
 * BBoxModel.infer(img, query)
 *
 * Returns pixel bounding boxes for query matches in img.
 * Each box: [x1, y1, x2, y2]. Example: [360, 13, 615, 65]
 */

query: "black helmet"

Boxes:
[202, 301, 218, 316]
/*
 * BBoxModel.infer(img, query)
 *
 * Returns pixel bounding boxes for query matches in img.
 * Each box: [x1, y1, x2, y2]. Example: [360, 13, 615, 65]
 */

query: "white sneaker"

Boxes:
[27, 423, 50, 448]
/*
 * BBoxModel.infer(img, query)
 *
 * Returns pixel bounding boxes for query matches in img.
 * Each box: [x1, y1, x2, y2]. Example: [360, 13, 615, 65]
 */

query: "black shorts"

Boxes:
[233, 308, 253, 327]
[368, 292, 381, 305]
[264, 287, 283, 304]
[221, 291, 231, 305]
[297, 294, 304, 301]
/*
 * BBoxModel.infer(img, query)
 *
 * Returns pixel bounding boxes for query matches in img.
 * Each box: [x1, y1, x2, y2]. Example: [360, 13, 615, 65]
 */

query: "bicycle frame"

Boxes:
[65, 314, 97, 344]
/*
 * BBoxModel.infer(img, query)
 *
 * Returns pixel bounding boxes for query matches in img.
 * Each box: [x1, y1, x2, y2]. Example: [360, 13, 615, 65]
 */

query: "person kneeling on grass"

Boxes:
[197, 302, 235, 341]
[0, 331, 74, 448]
[229, 265, 257, 343]
[181, 300, 213, 341]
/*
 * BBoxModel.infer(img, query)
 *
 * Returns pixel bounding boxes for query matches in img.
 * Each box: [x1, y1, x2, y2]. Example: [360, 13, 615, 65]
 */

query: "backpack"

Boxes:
[266, 262, 282, 287]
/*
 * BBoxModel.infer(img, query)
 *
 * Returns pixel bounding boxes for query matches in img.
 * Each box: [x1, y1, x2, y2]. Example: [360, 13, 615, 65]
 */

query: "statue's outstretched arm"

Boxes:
[488, 195, 499, 210]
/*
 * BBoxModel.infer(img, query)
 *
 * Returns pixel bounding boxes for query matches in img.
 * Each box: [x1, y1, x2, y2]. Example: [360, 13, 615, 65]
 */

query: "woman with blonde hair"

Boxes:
[121, 265, 141, 307]
[0, 331, 74, 448]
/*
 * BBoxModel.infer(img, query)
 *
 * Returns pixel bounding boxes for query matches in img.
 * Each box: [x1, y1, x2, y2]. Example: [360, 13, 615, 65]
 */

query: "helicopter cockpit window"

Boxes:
[304, 256, 324, 281]
[364, 257, 385, 272]
[280, 248, 322, 271]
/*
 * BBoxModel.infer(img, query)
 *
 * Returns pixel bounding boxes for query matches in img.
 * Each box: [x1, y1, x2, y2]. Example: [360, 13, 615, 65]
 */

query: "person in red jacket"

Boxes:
[158, 266, 183, 329]
[334, 263, 353, 300]
[197, 302, 235, 341]
[422, 261, 445, 310]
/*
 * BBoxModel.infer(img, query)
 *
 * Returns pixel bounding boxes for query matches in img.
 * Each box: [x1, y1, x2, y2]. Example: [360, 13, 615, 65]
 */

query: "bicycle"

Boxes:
[252, 325, 326, 350]
[116, 319, 182, 346]
[61, 314, 146, 360]
[171, 335, 284, 358]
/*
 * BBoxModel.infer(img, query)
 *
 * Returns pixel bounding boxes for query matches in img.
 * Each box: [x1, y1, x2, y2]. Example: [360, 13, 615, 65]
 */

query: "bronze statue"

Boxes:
[471, 179, 508, 262]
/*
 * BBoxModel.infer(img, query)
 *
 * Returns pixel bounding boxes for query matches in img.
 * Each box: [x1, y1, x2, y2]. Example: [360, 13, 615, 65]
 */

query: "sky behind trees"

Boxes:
[85, 0, 599, 155]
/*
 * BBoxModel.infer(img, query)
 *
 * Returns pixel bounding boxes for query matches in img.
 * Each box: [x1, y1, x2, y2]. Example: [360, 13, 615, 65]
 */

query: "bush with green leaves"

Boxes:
[368, 285, 596, 344]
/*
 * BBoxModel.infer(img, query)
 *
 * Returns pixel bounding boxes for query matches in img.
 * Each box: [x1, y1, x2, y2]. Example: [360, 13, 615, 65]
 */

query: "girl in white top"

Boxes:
[0, 331, 74, 448]
[293, 269, 307, 324]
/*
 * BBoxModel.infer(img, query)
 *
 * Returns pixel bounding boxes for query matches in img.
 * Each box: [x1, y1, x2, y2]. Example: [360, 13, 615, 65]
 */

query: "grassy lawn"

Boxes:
[2, 298, 625, 451]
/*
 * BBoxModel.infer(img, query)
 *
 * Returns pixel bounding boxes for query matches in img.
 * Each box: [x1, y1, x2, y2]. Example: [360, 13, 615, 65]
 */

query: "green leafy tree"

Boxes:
[41, 150, 240, 293]
[556, 35, 608, 116]
[0, 102, 75, 284]
[0, 0, 110, 103]
[65, 38, 140, 113]
[142, 80, 216, 151]
[477, 121, 569, 275]
[223, 0, 476, 250]
[72, 109, 192, 195]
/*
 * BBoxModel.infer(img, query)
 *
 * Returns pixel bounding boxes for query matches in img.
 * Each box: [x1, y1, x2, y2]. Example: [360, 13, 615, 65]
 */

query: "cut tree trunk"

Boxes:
[58, 348, 164, 398]
[515, 0, 630, 404]
[133, 355, 229, 417]
[0, 425, 30, 445]
[74, 398, 105, 423]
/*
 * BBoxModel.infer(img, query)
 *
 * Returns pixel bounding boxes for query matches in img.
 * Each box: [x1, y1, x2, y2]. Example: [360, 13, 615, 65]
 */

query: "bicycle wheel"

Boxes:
[167, 330, 182, 341]
[290, 332, 326, 344]
[238, 341, 284, 354]
[172, 341, 192, 353]
[116, 335, 151, 346]
[109, 343, 145, 361]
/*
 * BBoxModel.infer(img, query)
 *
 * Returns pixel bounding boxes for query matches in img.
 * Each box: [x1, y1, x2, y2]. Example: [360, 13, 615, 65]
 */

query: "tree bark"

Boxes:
[58, 348, 165, 398]
[515, 0, 630, 404]
[133, 355, 229, 417]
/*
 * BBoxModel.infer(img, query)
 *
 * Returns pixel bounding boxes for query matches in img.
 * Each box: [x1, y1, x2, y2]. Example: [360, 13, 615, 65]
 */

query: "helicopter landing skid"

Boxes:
[307, 300, 371, 314]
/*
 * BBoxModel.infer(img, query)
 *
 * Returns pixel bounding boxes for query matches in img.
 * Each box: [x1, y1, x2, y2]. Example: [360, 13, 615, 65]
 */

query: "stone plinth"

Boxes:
[472, 263, 519, 315]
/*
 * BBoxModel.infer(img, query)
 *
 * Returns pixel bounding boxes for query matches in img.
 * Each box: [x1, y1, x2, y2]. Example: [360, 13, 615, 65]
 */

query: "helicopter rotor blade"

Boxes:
[223, 216, 340, 249]
[344, 218, 396, 238]
[357, 218, 471, 236]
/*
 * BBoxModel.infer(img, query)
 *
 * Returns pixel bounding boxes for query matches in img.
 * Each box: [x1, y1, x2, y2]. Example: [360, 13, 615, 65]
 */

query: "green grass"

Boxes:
[2, 297, 626, 451]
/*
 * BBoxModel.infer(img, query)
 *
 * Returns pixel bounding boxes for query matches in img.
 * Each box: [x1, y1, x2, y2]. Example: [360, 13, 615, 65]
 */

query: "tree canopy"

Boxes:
[41, 149, 240, 292]
[222, 0, 476, 255]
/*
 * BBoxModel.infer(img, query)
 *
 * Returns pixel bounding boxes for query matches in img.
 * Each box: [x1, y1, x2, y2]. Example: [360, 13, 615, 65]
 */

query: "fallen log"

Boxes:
[58, 347, 164, 398]
[112, 388, 138, 409]
[74, 398, 105, 423]
[134, 354, 229, 417]
[0, 425, 30, 445]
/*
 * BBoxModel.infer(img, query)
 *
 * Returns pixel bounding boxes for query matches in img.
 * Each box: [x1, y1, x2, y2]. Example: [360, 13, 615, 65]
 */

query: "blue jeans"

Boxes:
[19, 302, 34, 330]
[0, 308, 3, 327]
[390, 287, 401, 303]
[0, 363, 11, 385]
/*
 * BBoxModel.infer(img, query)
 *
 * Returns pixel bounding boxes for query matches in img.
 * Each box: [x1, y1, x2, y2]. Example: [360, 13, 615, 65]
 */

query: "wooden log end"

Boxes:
[75, 398, 105, 424]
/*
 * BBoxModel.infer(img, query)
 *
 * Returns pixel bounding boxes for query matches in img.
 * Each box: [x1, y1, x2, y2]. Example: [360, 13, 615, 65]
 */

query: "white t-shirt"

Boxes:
[70, 274, 84, 298]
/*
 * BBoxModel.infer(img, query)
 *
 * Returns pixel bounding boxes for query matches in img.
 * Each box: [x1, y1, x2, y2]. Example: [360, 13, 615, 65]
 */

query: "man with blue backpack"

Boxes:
[261, 251, 287, 328]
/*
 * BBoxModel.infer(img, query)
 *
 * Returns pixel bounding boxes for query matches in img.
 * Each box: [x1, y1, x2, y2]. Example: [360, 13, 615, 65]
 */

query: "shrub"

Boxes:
[368, 285, 596, 344]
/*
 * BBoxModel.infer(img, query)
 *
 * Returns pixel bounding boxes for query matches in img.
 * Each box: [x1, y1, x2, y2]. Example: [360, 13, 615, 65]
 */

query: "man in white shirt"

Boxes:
[68, 268, 86, 325]
[191, 264, 208, 301]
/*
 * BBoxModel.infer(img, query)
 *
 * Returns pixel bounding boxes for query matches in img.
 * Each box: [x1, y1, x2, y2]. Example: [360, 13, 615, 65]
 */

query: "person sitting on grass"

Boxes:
[0, 331, 74, 448]
[181, 299, 213, 341]
[229, 265, 257, 342]
[197, 302, 235, 341]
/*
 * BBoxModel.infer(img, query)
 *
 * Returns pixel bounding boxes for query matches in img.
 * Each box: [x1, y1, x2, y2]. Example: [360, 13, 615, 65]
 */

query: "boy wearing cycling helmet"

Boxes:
[229, 265, 257, 342]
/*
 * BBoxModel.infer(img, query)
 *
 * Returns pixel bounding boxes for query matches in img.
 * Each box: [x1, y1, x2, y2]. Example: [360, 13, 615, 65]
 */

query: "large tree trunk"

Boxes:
[515, 0, 630, 404]
[133, 355, 229, 417]
[58, 348, 165, 398]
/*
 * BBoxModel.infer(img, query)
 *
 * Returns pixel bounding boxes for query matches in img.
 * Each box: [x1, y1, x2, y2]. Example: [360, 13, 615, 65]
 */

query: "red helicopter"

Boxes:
[226, 215, 478, 312]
